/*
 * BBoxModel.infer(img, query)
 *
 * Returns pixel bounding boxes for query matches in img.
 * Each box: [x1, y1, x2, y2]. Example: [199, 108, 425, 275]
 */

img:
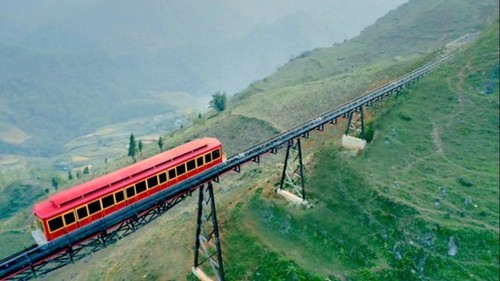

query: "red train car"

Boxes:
[32, 138, 223, 245]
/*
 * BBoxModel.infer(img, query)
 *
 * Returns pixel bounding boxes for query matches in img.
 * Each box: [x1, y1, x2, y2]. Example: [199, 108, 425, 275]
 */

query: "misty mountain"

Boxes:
[241, 0, 500, 96]
[0, 0, 406, 156]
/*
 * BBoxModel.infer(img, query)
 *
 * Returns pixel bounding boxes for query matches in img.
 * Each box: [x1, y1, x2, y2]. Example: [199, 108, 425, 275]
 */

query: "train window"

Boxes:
[102, 194, 115, 209]
[136, 181, 147, 194]
[64, 212, 76, 225]
[147, 176, 158, 189]
[176, 164, 186, 176]
[77, 206, 88, 220]
[88, 200, 102, 215]
[168, 169, 176, 180]
[126, 186, 136, 198]
[187, 160, 196, 171]
[158, 172, 167, 184]
[212, 149, 220, 160]
[205, 153, 212, 163]
[48, 217, 64, 232]
[115, 190, 125, 203]
[196, 157, 204, 167]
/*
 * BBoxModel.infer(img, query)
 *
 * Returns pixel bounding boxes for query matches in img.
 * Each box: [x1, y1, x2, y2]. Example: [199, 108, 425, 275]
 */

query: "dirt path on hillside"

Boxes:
[431, 122, 444, 155]
[432, 60, 496, 176]
[446, 59, 471, 127]
[431, 59, 471, 156]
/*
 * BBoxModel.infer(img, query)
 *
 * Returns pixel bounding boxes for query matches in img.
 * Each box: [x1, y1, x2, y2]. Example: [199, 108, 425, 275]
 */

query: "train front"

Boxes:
[31, 201, 51, 246]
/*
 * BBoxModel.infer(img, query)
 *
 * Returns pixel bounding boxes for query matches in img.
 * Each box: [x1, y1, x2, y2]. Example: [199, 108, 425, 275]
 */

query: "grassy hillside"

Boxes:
[221, 20, 499, 280]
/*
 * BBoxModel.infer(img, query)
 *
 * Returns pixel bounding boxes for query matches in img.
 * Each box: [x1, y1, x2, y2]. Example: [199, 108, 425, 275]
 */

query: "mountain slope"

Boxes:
[0, 1, 498, 280]
[226, 20, 499, 280]
[232, 0, 499, 100]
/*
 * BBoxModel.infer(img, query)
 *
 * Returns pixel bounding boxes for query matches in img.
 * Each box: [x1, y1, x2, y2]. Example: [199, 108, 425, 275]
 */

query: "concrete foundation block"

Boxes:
[277, 189, 309, 206]
[192, 267, 214, 281]
[342, 134, 366, 150]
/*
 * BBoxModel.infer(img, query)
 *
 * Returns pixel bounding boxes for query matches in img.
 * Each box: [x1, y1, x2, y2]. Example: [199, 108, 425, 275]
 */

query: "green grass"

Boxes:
[164, 114, 280, 157]
[221, 20, 499, 280]
[223, 221, 326, 281]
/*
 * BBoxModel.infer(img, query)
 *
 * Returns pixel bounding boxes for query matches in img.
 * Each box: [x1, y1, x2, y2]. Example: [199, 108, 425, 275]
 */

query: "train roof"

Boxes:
[33, 137, 221, 219]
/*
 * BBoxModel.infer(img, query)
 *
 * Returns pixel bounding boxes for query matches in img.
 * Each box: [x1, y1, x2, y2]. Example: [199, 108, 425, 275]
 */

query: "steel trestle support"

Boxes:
[279, 138, 306, 200]
[345, 106, 366, 139]
[193, 182, 225, 281]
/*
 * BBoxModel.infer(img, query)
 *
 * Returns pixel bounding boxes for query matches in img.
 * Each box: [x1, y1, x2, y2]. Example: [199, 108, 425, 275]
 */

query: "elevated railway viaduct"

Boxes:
[0, 37, 472, 281]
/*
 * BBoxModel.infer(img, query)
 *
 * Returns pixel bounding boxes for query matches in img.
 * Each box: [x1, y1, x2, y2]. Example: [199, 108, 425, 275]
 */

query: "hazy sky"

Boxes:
[223, 0, 408, 23]
[0, 0, 408, 47]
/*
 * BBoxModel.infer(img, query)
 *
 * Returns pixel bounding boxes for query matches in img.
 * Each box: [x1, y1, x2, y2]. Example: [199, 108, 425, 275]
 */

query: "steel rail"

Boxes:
[0, 49, 460, 280]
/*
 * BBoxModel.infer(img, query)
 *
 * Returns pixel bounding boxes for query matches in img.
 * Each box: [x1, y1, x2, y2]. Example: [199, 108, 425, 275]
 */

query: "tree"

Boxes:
[138, 139, 143, 157]
[83, 166, 90, 175]
[51, 177, 58, 190]
[158, 136, 164, 151]
[67, 171, 73, 181]
[209, 91, 227, 112]
[128, 133, 137, 162]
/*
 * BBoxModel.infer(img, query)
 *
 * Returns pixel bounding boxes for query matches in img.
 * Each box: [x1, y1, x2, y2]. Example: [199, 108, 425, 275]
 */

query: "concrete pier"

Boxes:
[277, 189, 309, 206]
[192, 267, 214, 281]
[341, 134, 366, 150]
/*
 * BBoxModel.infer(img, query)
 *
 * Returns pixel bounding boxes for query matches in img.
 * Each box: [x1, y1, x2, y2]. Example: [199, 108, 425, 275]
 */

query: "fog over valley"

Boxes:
[0, 0, 406, 164]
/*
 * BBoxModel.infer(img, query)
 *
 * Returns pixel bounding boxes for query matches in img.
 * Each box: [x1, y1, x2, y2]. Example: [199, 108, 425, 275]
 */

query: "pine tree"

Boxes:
[128, 133, 137, 162]
[158, 136, 164, 151]
[138, 139, 143, 157]
[51, 177, 58, 190]
[68, 170, 73, 180]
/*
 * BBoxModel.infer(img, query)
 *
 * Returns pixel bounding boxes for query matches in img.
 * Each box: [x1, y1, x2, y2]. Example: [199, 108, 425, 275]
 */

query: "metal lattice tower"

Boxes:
[192, 182, 225, 281]
[279, 138, 306, 201]
[345, 106, 365, 139]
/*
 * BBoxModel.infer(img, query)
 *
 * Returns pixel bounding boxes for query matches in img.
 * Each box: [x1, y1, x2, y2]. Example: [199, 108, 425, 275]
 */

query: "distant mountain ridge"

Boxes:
[0, 0, 406, 156]
[233, 0, 499, 99]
